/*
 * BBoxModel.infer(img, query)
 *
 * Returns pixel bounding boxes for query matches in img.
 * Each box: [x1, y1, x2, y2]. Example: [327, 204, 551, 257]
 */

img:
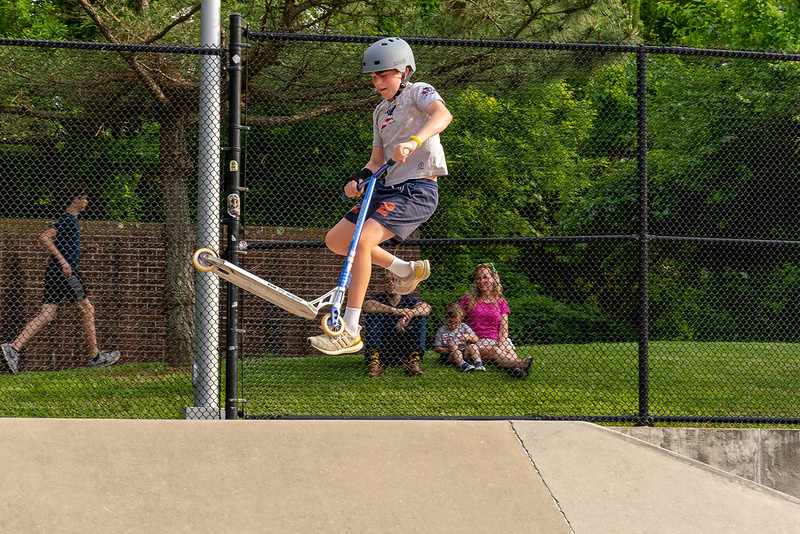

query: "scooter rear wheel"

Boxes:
[192, 248, 218, 272]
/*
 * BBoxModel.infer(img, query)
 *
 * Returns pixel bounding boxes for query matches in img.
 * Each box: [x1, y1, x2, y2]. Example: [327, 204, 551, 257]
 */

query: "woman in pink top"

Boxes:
[460, 263, 533, 379]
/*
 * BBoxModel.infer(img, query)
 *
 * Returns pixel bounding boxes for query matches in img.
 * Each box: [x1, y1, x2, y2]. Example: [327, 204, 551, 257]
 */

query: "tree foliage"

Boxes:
[557, 9, 800, 340]
[644, 0, 800, 51]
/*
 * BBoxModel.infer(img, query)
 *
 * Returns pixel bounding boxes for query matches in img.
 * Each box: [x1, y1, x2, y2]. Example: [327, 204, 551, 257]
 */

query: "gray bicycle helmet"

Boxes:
[362, 37, 416, 81]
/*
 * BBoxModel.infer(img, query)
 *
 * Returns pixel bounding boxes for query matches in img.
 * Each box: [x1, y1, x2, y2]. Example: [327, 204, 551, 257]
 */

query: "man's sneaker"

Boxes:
[474, 361, 486, 372]
[404, 361, 424, 376]
[2, 343, 20, 374]
[404, 350, 424, 376]
[460, 361, 475, 372]
[88, 350, 121, 368]
[308, 330, 363, 355]
[393, 260, 431, 295]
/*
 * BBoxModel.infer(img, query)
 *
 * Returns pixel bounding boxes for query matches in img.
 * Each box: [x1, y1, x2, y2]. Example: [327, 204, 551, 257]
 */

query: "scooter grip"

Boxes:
[341, 159, 397, 200]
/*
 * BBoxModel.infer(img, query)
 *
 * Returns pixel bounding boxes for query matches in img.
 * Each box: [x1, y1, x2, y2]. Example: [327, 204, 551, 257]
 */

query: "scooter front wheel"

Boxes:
[321, 313, 346, 337]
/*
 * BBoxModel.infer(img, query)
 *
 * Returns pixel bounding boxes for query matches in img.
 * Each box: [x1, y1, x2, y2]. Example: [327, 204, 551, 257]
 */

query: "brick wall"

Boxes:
[0, 218, 419, 371]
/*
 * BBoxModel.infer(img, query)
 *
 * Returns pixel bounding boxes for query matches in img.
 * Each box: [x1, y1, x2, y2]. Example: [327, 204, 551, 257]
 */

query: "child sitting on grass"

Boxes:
[434, 302, 483, 372]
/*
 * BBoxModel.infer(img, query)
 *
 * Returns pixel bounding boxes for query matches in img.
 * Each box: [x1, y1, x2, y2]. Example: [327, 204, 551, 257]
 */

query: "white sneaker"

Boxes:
[88, 350, 121, 368]
[2, 343, 20, 374]
[308, 330, 363, 355]
[393, 260, 431, 295]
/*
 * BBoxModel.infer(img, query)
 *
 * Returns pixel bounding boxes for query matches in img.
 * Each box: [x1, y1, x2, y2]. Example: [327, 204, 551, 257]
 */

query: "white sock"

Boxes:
[387, 257, 412, 278]
[343, 307, 362, 335]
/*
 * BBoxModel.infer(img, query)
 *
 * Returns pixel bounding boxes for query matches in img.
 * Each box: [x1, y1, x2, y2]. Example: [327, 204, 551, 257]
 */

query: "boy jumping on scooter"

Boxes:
[308, 37, 452, 355]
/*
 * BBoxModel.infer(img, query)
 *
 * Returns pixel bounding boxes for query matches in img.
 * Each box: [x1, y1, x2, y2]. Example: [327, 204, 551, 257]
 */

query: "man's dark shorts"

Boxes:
[43, 273, 87, 304]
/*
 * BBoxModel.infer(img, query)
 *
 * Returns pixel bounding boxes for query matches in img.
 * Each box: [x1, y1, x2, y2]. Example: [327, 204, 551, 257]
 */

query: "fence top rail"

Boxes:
[5, 33, 798, 62]
[0, 38, 225, 55]
[245, 31, 800, 62]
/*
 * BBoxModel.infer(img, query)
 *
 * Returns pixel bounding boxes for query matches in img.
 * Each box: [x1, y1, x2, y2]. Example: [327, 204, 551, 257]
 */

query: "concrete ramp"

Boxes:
[514, 422, 800, 533]
[2, 418, 799, 533]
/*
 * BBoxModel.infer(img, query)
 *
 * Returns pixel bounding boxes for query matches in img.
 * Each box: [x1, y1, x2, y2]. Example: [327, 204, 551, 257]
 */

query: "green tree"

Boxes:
[440, 84, 597, 241]
[2, 0, 636, 364]
[643, 0, 800, 50]
[0, 0, 65, 39]
[560, 43, 800, 339]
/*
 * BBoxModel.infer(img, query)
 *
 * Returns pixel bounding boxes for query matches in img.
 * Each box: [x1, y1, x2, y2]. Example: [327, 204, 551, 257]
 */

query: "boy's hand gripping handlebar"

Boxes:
[341, 158, 399, 200]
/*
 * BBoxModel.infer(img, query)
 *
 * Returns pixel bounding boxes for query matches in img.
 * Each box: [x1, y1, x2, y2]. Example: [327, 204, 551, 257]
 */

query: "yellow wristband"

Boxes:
[409, 135, 422, 147]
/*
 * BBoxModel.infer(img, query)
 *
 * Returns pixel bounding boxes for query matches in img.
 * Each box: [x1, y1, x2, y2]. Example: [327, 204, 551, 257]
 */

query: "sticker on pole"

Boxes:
[227, 194, 240, 217]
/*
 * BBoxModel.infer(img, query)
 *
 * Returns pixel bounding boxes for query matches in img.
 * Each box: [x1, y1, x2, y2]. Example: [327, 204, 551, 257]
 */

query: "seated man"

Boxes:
[362, 274, 430, 377]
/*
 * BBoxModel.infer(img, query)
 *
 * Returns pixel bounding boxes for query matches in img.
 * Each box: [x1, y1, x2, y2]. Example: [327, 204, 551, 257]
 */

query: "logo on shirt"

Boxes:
[380, 104, 397, 133]
[421, 86, 437, 99]
[380, 117, 395, 132]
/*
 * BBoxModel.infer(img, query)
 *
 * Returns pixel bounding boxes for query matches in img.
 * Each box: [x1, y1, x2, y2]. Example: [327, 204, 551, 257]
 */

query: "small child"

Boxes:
[434, 302, 483, 372]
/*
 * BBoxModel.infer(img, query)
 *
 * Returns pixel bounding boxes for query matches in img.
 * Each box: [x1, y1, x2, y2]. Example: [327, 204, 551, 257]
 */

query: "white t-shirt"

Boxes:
[372, 82, 449, 186]
[435, 322, 476, 352]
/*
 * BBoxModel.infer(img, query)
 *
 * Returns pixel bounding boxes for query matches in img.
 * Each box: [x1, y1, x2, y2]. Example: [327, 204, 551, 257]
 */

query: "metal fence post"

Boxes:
[636, 46, 651, 426]
[188, 0, 222, 419]
[224, 13, 245, 420]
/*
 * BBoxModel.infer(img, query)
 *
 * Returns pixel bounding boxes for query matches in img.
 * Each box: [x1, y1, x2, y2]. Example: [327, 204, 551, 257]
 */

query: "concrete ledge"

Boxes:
[614, 427, 800, 499]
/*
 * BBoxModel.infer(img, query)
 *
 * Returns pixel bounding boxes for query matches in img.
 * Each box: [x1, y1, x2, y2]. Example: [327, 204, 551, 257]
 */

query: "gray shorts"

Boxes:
[344, 179, 439, 241]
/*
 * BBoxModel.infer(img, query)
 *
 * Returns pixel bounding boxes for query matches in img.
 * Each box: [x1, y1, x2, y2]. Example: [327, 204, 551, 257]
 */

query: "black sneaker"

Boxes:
[506, 367, 526, 379]
[522, 357, 533, 376]
[2, 343, 20, 374]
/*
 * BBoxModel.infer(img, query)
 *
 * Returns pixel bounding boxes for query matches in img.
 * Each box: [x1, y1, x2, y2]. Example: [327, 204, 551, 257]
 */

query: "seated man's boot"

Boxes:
[366, 350, 384, 377]
[404, 350, 424, 376]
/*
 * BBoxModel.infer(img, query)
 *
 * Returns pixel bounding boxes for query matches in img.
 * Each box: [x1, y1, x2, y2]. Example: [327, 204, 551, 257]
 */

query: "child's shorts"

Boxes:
[438, 349, 464, 365]
[43, 273, 87, 304]
[344, 178, 439, 241]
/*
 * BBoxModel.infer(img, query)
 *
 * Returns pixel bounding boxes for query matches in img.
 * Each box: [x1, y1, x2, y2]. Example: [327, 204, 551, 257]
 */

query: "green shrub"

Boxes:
[509, 291, 633, 345]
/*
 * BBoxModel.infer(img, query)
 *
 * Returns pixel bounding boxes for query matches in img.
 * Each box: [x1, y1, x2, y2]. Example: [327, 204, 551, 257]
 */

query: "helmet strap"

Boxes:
[392, 82, 408, 100]
[391, 67, 411, 100]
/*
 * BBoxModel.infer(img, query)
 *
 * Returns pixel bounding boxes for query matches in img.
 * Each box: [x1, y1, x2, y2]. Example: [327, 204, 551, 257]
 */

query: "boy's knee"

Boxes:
[324, 232, 346, 256]
[75, 299, 95, 316]
[324, 236, 338, 255]
[354, 239, 375, 257]
[38, 304, 58, 323]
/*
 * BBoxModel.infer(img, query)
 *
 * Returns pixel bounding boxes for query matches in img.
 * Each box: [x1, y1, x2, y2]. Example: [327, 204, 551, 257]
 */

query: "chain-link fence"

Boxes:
[0, 38, 225, 418]
[3, 22, 800, 424]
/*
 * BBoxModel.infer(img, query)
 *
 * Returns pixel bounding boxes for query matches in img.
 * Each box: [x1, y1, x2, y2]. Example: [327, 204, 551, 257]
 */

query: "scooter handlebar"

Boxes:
[341, 159, 397, 200]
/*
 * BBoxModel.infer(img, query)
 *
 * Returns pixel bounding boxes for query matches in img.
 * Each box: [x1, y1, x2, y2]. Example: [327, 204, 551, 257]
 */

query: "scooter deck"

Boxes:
[200, 255, 319, 320]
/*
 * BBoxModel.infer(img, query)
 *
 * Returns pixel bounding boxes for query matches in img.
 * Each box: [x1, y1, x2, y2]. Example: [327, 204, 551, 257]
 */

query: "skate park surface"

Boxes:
[3, 418, 800, 533]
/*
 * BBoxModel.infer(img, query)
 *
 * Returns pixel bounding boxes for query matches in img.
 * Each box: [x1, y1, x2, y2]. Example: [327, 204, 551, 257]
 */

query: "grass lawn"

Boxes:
[0, 363, 193, 419]
[242, 341, 800, 420]
[2, 342, 799, 422]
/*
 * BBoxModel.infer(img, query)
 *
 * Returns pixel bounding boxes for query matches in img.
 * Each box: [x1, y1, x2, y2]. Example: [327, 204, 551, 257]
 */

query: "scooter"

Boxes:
[192, 159, 397, 336]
